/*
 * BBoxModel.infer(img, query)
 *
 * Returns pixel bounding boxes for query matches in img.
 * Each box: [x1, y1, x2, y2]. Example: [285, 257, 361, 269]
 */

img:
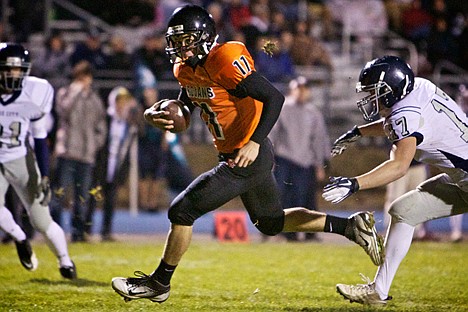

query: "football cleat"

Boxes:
[345, 211, 385, 266]
[336, 274, 392, 305]
[15, 239, 38, 271]
[60, 261, 77, 279]
[112, 271, 170, 303]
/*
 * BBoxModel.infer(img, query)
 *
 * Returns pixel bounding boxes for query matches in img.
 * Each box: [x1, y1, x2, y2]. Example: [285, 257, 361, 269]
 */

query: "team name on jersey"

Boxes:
[0, 110, 19, 117]
[186, 86, 214, 99]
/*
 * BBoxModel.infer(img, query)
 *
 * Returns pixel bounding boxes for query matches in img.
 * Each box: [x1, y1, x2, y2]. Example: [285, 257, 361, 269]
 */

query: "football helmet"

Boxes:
[165, 5, 217, 66]
[0, 43, 31, 92]
[356, 56, 414, 121]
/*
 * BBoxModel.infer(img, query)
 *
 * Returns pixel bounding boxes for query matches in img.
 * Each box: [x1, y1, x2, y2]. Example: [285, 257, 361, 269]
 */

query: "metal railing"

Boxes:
[44, 0, 114, 37]
[432, 60, 468, 87]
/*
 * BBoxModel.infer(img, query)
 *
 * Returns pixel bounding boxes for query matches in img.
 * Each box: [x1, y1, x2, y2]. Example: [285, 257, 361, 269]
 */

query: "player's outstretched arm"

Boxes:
[331, 126, 362, 157]
[324, 136, 417, 204]
[331, 119, 386, 157]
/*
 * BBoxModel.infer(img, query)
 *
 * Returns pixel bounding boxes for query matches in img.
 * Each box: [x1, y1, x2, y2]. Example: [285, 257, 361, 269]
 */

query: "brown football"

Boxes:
[159, 99, 191, 133]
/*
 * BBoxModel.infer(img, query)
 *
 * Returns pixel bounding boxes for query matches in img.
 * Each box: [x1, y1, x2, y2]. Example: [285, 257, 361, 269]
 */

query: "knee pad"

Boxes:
[389, 190, 425, 226]
[29, 204, 53, 232]
[254, 214, 284, 236]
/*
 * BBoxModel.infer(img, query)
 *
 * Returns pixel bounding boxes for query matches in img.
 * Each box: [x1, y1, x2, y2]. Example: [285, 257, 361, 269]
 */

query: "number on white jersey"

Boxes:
[0, 121, 22, 148]
[431, 100, 468, 143]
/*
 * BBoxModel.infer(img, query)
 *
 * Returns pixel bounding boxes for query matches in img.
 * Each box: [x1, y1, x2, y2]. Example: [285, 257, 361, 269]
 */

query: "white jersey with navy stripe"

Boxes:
[0, 76, 53, 163]
[383, 77, 468, 191]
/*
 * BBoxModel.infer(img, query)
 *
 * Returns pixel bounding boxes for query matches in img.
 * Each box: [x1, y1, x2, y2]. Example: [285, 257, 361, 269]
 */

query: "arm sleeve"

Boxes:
[178, 88, 196, 113]
[236, 71, 285, 143]
[34, 138, 50, 177]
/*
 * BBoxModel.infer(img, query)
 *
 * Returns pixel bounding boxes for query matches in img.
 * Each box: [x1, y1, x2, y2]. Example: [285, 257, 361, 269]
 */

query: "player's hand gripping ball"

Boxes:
[144, 99, 191, 133]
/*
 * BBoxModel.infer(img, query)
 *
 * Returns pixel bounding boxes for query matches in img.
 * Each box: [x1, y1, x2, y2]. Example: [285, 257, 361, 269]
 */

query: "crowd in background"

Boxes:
[3, 0, 467, 73]
[0, 0, 466, 241]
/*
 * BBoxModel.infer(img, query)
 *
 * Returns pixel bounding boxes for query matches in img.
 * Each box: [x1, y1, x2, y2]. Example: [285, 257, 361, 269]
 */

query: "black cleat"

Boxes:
[15, 240, 38, 271]
[60, 261, 77, 279]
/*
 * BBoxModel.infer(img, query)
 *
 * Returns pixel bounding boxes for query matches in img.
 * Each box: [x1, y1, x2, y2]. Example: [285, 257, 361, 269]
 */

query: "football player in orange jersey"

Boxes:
[111, 4, 384, 303]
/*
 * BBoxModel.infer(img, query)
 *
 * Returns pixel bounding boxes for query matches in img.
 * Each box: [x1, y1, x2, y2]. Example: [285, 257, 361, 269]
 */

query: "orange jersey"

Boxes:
[174, 41, 263, 154]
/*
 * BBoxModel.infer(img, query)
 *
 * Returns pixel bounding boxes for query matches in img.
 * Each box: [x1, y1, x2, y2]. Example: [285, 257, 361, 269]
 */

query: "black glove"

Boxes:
[331, 126, 361, 157]
[322, 176, 360, 204]
[36, 176, 51, 206]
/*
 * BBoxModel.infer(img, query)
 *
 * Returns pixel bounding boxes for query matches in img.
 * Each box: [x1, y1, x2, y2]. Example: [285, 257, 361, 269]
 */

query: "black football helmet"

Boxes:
[165, 4, 217, 66]
[0, 43, 31, 92]
[356, 55, 414, 121]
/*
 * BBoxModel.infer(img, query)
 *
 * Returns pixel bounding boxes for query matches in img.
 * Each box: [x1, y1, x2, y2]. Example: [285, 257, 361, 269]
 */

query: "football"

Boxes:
[158, 99, 191, 133]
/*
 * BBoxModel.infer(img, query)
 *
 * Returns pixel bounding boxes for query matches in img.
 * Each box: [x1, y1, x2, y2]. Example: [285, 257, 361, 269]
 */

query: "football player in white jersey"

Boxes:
[323, 55, 468, 305]
[0, 43, 76, 279]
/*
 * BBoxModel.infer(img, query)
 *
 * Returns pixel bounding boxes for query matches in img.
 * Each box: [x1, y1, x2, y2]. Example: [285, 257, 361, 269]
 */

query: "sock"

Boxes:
[151, 259, 177, 286]
[323, 215, 347, 235]
[0, 206, 27, 241]
[374, 221, 414, 299]
[43, 221, 73, 267]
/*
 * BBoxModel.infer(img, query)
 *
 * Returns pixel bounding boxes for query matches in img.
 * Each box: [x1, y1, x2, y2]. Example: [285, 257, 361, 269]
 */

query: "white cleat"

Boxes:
[336, 274, 392, 305]
[112, 271, 170, 303]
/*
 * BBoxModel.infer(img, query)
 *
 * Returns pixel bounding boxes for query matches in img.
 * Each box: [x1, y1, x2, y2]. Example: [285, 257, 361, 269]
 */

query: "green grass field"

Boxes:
[1, 236, 467, 312]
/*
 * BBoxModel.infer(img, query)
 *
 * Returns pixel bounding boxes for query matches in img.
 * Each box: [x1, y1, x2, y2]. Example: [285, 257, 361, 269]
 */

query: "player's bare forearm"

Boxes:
[355, 159, 408, 190]
[356, 137, 416, 189]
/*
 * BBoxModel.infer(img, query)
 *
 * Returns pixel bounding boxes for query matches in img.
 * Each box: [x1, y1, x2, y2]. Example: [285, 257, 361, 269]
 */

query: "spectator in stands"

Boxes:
[133, 29, 174, 83]
[69, 27, 108, 70]
[429, 0, 449, 19]
[426, 15, 459, 69]
[50, 61, 107, 242]
[31, 31, 71, 90]
[327, 0, 388, 38]
[269, 76, 330, 241]
[85, 87, 142, 241]
[289, 19, 333, 68]
[105, 34, 133, 71]
[383, 0, 412, 33]
[225, 0, 251, 31]
[207, 1, 235, 43]
[400, 0, 433, 49]
[268, 8, 291, 37]
[253, 32, 295, 83]
[240, 2, 270, 51]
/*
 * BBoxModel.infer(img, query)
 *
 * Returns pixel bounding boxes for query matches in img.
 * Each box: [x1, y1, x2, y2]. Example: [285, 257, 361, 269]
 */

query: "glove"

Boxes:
[36, 176, 51, 206]
[331, 126, 361, 157]
[322, 176, 360, 204]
